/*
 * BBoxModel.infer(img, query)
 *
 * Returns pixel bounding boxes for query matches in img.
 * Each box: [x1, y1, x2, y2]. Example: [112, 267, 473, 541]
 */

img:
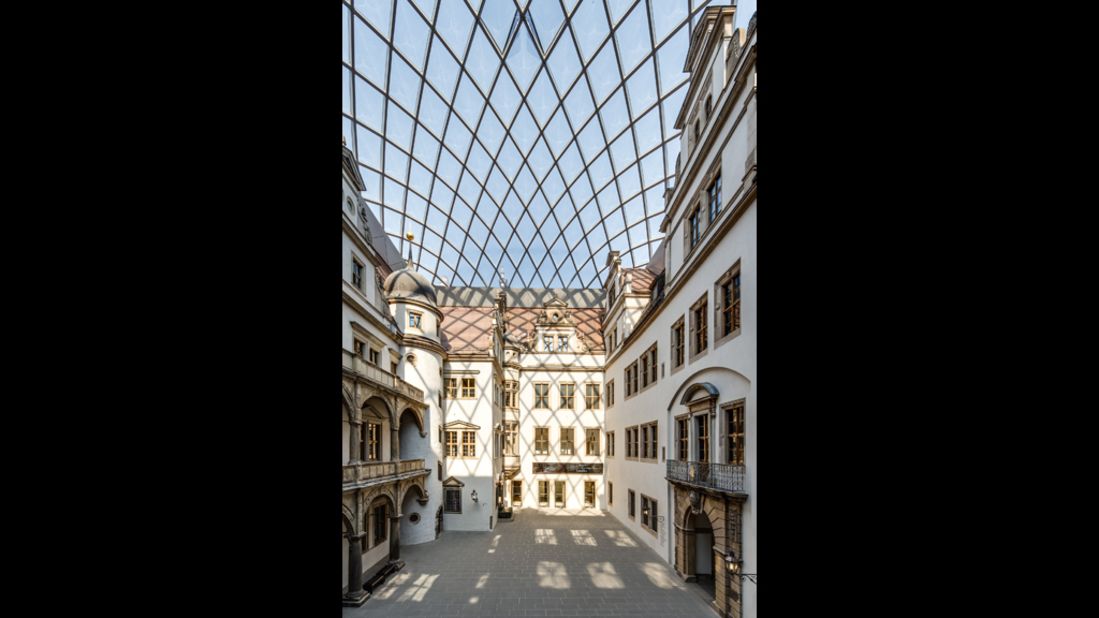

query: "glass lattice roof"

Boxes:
[343, 0, 743, 288]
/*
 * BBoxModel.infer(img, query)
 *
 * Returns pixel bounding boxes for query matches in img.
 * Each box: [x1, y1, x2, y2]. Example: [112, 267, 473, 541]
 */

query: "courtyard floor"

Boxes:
[344, 507, 716, 617]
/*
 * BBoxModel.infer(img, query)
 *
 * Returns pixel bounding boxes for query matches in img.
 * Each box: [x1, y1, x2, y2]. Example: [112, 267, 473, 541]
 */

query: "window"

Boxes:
[707, 173, 722, 223]
[391, 361, 398, 374]
[640, 495, 658, 533]
[625, 362, 638, 396]
[696, 414, 710, 463]
[586, 428, 600, 456]
[693, 118, 700, 145]
[369, 348, 380, 365]
[585, 383, 601, 409]
[461, 377, 476, 398]
[560, 427, 574, 455]
[584, 481, 595, 507]
[608, 482, 613, 505]
[367, 422, 381, 461]
[677, 418, 689, 461]
[727, 401, 745, 465]
[535, 427, 549, 455]
[437, 461, 442, 481]
[560, 383, 575, 409]
[512, 480, 522, 506]
[445, 487, 462, 513]
[606, 380, 615, 407]
[445, 431, 458, 457]
[554, 480, 566, 507]
[409, 311, 422, 328]
[504, 380, 518, 409]
[354, 339, 365, 357]
[557, 335, 570, 351]
[538, 480, 550, 506]
[626, 426, 639, 458]
[689, 207, 701, 248]
[628, 489, 636, 519]
[640, 422, 657, 460]
[352, 258, 364, 289]
[373, 503, 388, 544]
[607, 327, 616, 352]
[543, 335, 553, 352]
[641, 344, 657, 388]
[690, 295, 708, 357]
[671, 318, 685, 368]
[445, 378, 458, 399]
[461, 431, 476, 457]
[504, 421, 518, 456]
[718, 264, 741, 340]
[606, 431, 615, 457]
[534, 383, 550, 408]
[705, 95, 713, 120]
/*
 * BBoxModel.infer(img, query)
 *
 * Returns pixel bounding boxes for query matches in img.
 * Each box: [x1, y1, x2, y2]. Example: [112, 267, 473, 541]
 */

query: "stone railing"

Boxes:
[342, 349, 425, 402]
[666, 460, 746, 494]
[343, 459, 427, 485]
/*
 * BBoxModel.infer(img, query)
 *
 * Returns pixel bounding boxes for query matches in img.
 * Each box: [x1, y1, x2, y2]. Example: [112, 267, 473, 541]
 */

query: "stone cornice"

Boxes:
[402, 333, 447, 357]
[389, 296, 443, 320]
[343, 289, 400, 338]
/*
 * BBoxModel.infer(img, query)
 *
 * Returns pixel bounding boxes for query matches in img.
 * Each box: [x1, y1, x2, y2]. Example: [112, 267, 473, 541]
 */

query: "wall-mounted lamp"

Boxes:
[471, 490, 479, 503]
[724, 553, 741, 574]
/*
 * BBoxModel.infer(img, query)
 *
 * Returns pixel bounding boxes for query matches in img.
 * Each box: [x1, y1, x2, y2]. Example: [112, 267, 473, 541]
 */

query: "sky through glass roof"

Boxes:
[343, 0, 738, 288]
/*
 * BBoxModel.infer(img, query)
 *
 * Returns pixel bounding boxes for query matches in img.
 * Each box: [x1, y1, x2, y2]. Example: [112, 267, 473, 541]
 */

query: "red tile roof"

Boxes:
[439, 306, 605, 354]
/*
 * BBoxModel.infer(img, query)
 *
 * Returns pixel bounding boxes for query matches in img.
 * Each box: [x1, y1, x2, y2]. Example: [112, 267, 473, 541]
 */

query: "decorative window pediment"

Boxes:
[442, 476, 465, 488]
[443, 420, 480, 431]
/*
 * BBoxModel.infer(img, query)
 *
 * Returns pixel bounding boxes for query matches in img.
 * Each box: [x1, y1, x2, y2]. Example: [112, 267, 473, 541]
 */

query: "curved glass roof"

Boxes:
[342, 0, 741, 288]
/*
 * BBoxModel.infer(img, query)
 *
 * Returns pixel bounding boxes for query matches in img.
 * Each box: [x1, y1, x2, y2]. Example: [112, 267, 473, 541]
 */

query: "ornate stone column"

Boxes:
[342, 532, 368, 606]
[390, 425, 400, 460]
[350, 421, 362, 461]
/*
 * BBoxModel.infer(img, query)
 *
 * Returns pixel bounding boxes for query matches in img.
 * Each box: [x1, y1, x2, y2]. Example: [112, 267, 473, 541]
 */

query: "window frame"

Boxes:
[559, 382, 575, 410]
[585, 427, 600, 456]
[689, 293, 709, 361]
[534, 426, 550, 455]
[671, 317, 685, 372]
[408, 311, 422, 328]
[627, 489, 636, 519]
[724, 399, 746, 466]
[460, 377, 476, 399]
[560, 426, 575, 455]
[533, 382, 550, 408]
[351, 256, 364, 289]
[584, 383, 601, 409]
[714, 261, 742, 347]
[538, 480, 550, 506]
[444, 487, 462, 513]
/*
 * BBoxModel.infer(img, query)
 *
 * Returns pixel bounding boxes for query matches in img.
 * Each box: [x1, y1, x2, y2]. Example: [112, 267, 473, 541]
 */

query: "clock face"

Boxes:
[552, 312, 560, 322]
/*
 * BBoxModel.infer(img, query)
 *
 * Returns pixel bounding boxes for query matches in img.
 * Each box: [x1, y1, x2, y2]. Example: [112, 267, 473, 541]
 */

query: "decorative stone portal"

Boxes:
[673, 486, 746, 618]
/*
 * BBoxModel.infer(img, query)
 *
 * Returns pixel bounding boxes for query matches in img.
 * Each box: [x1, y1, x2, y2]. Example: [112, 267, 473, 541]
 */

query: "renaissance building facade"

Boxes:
[341, 4, 755, 617]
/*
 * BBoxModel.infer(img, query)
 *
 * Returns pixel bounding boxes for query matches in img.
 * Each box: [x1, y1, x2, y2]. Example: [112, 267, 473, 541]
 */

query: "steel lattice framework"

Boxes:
[343, 0, 735, 288]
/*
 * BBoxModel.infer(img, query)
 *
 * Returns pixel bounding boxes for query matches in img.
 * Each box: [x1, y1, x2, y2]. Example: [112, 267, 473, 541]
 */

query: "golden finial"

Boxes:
[406, 232, 415, 241]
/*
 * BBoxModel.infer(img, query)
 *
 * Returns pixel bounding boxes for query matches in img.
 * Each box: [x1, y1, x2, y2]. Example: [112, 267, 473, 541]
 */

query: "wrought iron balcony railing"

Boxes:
[666, 460, 747, 494]
[342, 349, 425, 402]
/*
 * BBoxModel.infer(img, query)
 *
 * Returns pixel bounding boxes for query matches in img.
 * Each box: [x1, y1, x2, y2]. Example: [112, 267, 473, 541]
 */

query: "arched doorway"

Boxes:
[683, 509, 716, 600]
[342, 512, 352, 595]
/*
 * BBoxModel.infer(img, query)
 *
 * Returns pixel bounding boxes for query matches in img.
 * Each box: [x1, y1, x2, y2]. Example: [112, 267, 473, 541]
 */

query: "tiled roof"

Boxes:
[439, 306, 605, 354]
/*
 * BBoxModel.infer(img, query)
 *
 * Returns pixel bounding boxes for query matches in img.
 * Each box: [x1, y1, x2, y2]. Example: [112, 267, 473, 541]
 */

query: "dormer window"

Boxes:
[543, 335, 553, 352]
[557, 335, 570, 352]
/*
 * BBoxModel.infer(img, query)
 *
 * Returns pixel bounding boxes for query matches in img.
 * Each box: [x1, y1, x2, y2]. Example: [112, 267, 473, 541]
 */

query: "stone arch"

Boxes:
[666, 367, 752, 411]
[398, 406, 425, 434]
[342, 504, 357, 536]
[362, 395, 392, 422]
[342, 387, 356, 417]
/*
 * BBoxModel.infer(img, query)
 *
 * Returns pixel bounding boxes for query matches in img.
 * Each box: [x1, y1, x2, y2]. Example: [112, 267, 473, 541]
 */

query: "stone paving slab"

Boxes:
[344, 508, 716, 617]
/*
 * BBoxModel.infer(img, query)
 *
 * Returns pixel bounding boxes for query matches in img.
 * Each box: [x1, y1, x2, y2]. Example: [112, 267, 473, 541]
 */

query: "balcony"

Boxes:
[343, 459, 428, 490]
[666, 460, 747, 495]
[342, 349, 424, 402]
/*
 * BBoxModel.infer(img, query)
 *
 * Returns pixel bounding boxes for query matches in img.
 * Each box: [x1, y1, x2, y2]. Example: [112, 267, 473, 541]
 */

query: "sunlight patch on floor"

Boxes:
[587, 562, 624, 589]
[570, 529, 597, 546]
[537, 561, 571, 589]
[641, 562, 678, 589]
[604, 529, 638, 547]
[535, 528, 557, 544]
[397, 573, 439, 602]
